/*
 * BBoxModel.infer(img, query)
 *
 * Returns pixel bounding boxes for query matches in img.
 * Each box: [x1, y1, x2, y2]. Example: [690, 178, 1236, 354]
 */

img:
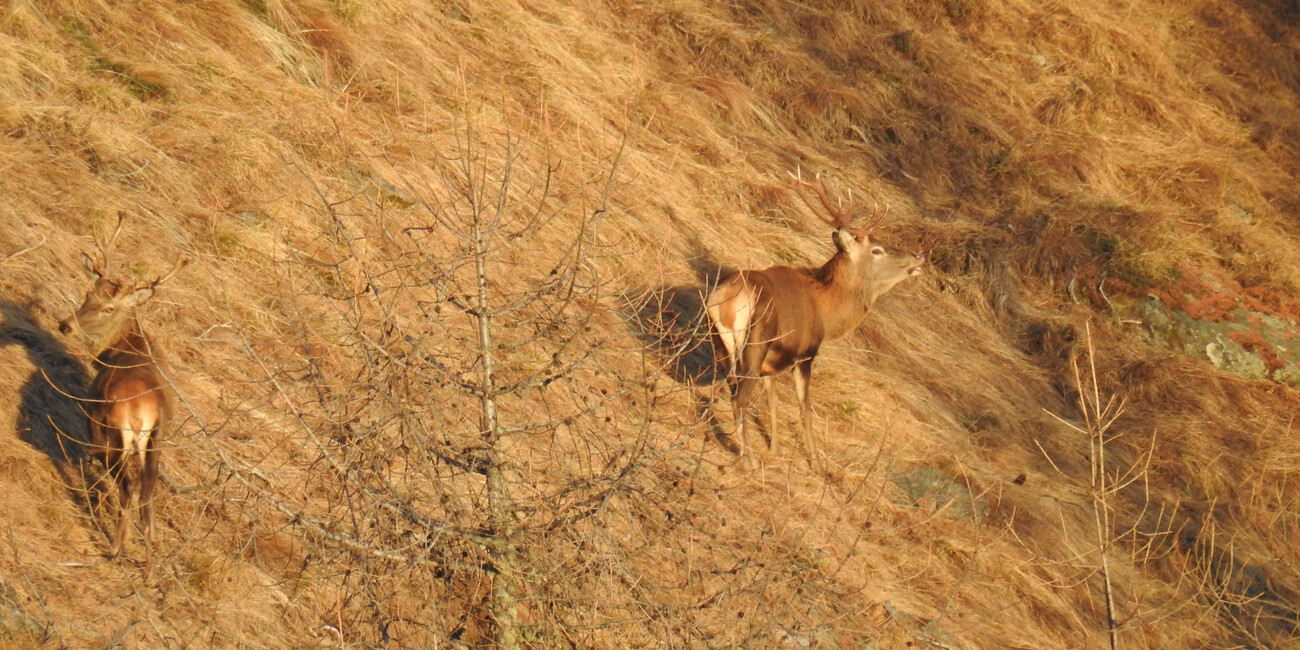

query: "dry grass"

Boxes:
[2, 0, 1300, 647]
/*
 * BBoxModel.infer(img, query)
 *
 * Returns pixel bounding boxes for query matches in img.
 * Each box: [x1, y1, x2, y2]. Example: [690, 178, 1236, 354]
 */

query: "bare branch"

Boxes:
[0, 235, 46, 266]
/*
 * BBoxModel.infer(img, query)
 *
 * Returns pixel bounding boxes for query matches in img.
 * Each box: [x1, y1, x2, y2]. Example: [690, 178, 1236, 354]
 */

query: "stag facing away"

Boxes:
[58, 213, 185, 562]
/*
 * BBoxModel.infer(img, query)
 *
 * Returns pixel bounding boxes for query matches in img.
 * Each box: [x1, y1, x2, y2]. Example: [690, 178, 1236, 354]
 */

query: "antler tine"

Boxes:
[861, 199, 890, 232]
[151, 258, 189, 288]
[92, 211, 128, 273]
[787, 167, 853, 230]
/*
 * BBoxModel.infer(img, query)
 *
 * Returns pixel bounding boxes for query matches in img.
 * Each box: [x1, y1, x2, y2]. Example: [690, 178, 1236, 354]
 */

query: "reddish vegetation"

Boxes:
[1227, 330, 1288, 373]
[1136, 264, 1279, 323]
[1180, 293, 1240, 322]
[1113, 249, 1300, 329]
[1244, 285, 1300, 323]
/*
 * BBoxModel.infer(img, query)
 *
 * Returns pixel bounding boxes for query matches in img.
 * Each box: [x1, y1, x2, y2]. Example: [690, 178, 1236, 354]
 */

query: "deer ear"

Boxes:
[832, 228, 859, 252]
[81, 253, 102, 280]
[123, 286, 155, 308]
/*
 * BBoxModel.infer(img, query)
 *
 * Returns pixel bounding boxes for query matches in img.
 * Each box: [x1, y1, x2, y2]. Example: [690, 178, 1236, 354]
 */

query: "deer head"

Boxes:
[789, 170, 925, 302]
[58, 213, 186, 347]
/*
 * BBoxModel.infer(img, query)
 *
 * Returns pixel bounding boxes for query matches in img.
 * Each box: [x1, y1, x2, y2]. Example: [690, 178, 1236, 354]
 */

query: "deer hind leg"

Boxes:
[764, 376, 779, 454]
[110, 450, 133, 558]
[92, 418, 128, 558]
[707, 282, 751, 372]
[139, 431, 159, 563]
[732, 372, 759, 468]
[708, 284, 758, 464]
[792, 358, 821, 472]
[108, 419, 151, 560]
[731, 329, 773, 468]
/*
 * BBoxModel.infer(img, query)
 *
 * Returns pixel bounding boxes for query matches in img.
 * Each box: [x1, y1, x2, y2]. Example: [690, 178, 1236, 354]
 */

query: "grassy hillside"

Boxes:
[2, 0, 1300, 647]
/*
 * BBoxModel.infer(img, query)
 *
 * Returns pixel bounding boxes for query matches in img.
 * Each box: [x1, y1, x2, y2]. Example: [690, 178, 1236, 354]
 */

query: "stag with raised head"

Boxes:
[58, 213, 185, 561]
[706, 174, 924, 470]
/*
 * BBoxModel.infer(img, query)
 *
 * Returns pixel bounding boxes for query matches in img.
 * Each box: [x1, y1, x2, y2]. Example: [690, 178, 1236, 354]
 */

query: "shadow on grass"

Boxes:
[0, 300, 104, 523]
[620, 254, 745, 455]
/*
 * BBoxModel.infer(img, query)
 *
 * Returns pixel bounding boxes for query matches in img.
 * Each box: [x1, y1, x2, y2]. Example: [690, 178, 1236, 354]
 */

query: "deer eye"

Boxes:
[870, 246, 886, 256]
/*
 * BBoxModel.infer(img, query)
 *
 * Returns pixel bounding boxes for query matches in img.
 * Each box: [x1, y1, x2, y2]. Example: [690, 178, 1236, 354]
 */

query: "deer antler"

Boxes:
[860, 199, 889, 233]
[788, 168, 890, 232]
[90, 211, 128, 275]
[149, 258, 189, 289]
[788, 168, 855, 230]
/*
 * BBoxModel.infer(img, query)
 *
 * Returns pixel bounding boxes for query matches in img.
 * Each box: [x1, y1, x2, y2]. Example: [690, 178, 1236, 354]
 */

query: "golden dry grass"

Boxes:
[2, 0, 1300, 647]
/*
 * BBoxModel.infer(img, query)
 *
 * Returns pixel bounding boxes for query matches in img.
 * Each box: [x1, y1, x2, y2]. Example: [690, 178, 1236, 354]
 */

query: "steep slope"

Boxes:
[2, 0, 1300, 647]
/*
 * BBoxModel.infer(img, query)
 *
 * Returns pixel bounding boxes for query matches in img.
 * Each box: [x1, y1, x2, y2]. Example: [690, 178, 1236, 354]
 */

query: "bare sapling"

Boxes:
[1044, 322, 1163, 650]
[58, 213, 186, 562]
[705, 172, 924, 470]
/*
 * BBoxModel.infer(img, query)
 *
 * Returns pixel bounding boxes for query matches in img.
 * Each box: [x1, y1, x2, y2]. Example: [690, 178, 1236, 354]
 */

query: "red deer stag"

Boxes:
[58, 213, 185, 561]
[705, 175, 924, 470]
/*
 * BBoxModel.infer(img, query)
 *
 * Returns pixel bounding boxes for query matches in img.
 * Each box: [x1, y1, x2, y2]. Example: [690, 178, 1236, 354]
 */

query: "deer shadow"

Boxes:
[622, 254, 771, 455]
[622, 254, 727, 383]
[0, 300, 102, 516]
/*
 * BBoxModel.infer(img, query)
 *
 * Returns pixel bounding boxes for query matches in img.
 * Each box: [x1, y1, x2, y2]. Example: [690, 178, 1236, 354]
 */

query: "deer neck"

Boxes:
[95, 314, 153, 363]
[814, 254, 872, 340]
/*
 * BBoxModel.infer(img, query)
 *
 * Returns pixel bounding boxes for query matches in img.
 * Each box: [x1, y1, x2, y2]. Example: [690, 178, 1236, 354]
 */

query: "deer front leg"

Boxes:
[792, 358, 821, 472]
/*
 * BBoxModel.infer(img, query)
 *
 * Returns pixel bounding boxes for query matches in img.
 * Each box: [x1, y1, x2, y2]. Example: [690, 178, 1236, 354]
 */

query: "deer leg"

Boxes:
[765, 376, 779, 454]
[732, 335, 773, 468]
[140, 437, 159, 564]
[111, 457, 132, 558]
[85, 422, 111, 523]
[732, 374, 759, 468]
[98, 442, 123, 556]
[792, 358, 821, 471]
[702, 329, 739, 455]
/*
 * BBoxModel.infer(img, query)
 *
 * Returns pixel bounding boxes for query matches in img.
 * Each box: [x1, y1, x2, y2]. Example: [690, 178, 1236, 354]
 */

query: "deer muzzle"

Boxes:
[907, 255, 926, 276]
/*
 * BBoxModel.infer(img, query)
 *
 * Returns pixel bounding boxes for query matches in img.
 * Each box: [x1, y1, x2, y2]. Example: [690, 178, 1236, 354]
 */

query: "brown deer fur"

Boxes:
[706, 177, 923, 470]
[58, 214, 183, 561]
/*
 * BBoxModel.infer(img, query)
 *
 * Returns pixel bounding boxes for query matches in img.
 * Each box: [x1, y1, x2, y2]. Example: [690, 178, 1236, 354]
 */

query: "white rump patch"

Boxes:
[119, 425, 153, 457]
[709, 284, 755, 378]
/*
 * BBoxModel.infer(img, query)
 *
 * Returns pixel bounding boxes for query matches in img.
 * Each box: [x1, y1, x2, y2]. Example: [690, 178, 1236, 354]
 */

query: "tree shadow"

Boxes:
[0, 300, 98, 507]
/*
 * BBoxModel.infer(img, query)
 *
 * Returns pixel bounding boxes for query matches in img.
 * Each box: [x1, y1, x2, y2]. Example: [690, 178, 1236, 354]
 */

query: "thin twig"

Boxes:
[0, 236, 47, 265]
